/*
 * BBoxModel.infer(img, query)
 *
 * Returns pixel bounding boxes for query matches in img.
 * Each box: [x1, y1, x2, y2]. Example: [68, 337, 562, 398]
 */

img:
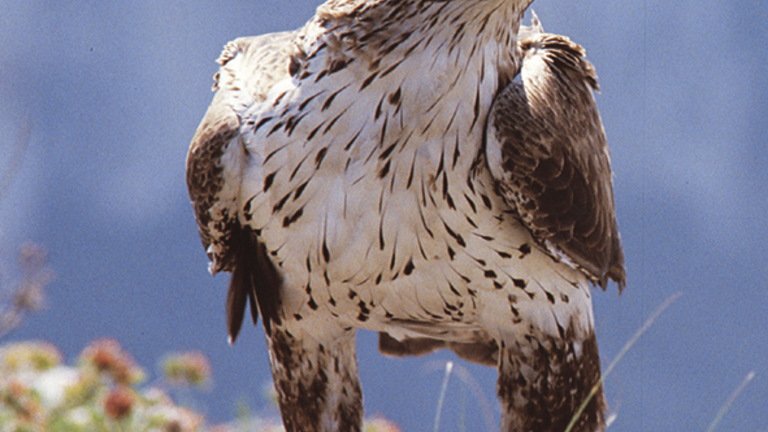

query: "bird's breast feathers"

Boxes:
[190, 4, 613, 343]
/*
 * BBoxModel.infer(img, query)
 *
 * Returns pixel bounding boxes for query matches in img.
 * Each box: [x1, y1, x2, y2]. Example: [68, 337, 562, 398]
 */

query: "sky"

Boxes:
[1, 0, 767, 431]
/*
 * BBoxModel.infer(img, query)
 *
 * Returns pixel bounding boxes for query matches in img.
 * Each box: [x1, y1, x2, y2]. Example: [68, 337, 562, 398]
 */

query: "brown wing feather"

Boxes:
[186, 102, 240, 271]
[487, 31, 625, 289]
[187, 34, 300, 342]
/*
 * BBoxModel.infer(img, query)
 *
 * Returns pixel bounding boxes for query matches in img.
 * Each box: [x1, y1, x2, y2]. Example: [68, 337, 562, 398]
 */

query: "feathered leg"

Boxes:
[266, 323, 363, 432]
[496, 329, 606, 432]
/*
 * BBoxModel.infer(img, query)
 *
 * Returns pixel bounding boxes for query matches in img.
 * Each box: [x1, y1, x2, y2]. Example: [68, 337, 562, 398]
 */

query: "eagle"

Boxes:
[186, 0, 625, 430]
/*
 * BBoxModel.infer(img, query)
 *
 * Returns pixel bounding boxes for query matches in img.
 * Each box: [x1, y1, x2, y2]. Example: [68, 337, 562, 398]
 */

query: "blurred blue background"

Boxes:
[1, 0, 766, 430]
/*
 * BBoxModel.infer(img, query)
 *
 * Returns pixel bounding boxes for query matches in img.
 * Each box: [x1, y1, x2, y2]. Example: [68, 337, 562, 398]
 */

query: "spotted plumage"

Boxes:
[187, 1, 624, 431]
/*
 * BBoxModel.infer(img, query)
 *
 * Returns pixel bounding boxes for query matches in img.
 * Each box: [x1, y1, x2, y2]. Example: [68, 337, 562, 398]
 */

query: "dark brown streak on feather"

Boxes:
[378, 186, 386, 214]
[452, 134, 461, 168]
[263, 144, 288, 164]
[263, 172, 276, 192]
[273, 192, 291, 213]
[422, 81, 447, 113]
[375, 94, 386, 120]
[253, 116, 273, 133]
[443, 104, 461, 138]
[379, 141, 398, 161]
[389, 162, 398, 190]
[307, 145, 325, 170]
[323, 108, 348, 134]
[306, 42, 326, 61]
[379, 58, 406, 78]
[417, 205, 435, 238]
[465, 175, 476, 194]
[284, 112, 308, 137]
[420, 178, 429, 207]
[314, 69, 328, 82]
[441, 174, 450, 202]
[442, 220, 466, 247]
[378, 218, 386, 250]
[298, 91, 325, 111]
[406, 153, 417, 189]
[289, 55, 302, 77]
[388, 87, 402, 106]
[447, 244, 456, 260]
[378, 159, 391, 178]
[403, 258, 415, 275]
[282, 207, 305, 227]
[328, 58, 353, 75]
[344, 127, 365, 151]
[448, 23, 465, 56]
[470, 83, 481, 130]
[397, 129, 414, 153]
[289, 152, 311, 181]
[299, 70, 313, 81]
[322, 233, 331, 263]
[360, 71, 379, 91]
[379, 116, 388, 147]
[380, 30, 413, 57]
[435, 148, 445, 179]
[293, 181, 309, 200]
[464, 194, 477, 213]
[474, 232, 493, 241]
[322, 86, 348, 111]
[481, 194, 492, 209]
[243, 197, 255, 221]
[403, 42, 420, 58]
[272, 91, 288, 107]
[267, 121, 285, 137]
[465, 216, 478, 228]
[307, 122, 324, 141]
[421, 112, 439, 135]
[477, 11, 491, 34]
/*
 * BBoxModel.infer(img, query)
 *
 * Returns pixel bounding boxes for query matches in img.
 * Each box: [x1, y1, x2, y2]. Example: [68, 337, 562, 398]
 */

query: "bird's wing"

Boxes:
[485, 32, 625, 289]
[186, 33, 299, 342]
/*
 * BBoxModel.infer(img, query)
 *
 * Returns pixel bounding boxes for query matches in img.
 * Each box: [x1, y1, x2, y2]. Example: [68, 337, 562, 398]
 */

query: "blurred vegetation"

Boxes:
[0, 334, 402, 432]
[0, 243, 54, 340]
[0, 338, 207, 432]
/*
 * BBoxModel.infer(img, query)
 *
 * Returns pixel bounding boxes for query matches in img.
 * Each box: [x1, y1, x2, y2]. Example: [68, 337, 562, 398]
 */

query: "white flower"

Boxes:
[66, 406, 93, 426]
[31, 365, 80, 407]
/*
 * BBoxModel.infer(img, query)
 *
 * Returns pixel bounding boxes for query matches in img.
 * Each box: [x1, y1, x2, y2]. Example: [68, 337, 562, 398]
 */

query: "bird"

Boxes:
[186, 0, 625, 430]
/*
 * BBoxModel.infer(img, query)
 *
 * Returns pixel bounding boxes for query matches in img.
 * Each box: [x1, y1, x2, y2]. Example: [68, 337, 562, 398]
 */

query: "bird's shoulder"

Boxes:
[186, 31, 305, 273]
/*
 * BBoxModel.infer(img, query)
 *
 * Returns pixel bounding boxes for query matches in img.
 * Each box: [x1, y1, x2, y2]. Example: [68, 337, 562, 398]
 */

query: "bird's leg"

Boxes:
[496, 329, 606, 432]
[266, 323, 363, 432]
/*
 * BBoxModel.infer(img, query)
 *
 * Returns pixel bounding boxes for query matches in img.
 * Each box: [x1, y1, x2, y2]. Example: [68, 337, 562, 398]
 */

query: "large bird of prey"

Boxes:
[187, 0, 625, 430]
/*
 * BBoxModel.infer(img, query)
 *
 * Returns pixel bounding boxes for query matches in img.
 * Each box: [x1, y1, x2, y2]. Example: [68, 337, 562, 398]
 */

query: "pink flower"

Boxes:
[103, 385, 135, 420]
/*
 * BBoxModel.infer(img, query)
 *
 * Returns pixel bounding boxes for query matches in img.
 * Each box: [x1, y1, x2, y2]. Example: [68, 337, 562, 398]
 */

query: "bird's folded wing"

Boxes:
[485, 33, 625, 289]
